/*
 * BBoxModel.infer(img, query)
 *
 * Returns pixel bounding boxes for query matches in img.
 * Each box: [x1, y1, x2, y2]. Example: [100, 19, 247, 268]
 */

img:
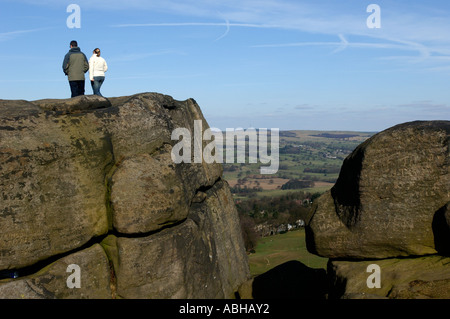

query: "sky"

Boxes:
[0, 0, 449, 132]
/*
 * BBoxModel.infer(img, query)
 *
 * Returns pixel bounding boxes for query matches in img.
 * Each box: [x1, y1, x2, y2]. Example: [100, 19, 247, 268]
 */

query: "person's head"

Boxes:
[93, 48, 101, 57]
[70, 40, 78, 48]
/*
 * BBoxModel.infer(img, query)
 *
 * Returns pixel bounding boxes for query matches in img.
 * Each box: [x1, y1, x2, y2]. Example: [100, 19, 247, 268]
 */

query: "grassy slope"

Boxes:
[248, 229, 328, 277]
[223, 129, 373, 195]
[230, 130, 373, 277]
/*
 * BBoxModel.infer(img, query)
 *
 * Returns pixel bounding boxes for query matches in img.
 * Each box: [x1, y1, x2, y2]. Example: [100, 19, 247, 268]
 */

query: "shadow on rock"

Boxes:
[432, 202, 450, 256]
[252, 260, 327, 299]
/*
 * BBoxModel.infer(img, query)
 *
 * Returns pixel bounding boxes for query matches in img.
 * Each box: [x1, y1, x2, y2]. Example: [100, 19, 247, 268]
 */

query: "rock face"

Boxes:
[102, 180, 249, 299]
[328, 255, 450, 299]
[306, 120, 450, 299]
[306, 121, 450, 259]
[0, 244, 112, 299]
[0, 93, 250, 298]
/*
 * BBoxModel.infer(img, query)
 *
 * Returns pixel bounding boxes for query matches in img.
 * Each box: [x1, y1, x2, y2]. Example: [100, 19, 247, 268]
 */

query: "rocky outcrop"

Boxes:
[0, 93, 250, 298]
[306, 121, 450, 259]
[328, 255, 450, 299]
[102, 180, 249, 299]
[0, 244, 112, 299]
[306, 121, 450, 299]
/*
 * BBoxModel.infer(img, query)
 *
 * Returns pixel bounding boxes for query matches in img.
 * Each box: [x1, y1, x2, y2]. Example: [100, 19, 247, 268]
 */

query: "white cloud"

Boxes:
[294, 104, 316, 110]
[96, 0, 450, 68]
[397, 101, 450, 111]
[12, 1, 450, 45]
[0, 28, 49, 42]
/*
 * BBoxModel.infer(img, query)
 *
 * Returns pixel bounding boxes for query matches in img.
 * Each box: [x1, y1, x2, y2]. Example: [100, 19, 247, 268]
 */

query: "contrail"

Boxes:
[111, 22, 285, 29]
[251, 34, 432, 59]
[0, 27, 50, 42]
[214, 19, 230, 42]
[110, 21, 287, 42]
[331, 34, 349, 54]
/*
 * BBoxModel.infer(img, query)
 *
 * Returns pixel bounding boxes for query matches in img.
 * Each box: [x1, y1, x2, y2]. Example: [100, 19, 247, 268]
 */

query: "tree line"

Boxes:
[236, 191, 322, 251]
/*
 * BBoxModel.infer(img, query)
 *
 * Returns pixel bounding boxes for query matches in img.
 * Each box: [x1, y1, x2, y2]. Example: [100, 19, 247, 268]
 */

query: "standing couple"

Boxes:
[62, 40, 108, 98]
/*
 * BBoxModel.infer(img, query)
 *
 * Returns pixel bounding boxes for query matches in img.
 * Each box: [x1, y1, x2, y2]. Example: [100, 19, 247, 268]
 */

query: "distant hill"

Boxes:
[308, 133, 361, 139]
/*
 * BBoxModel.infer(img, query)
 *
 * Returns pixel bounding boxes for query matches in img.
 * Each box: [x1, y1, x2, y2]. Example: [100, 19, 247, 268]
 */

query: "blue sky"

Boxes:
[1, 0, 449, 131]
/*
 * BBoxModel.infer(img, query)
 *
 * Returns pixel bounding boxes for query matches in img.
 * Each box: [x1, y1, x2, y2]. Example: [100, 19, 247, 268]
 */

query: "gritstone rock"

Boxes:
[0, 93, 249, 298]
[328, 255, 450, 299]
[306, 121, 450, 259]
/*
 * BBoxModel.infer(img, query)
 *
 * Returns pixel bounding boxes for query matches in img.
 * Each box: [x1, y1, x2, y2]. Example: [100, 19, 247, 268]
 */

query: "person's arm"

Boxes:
[89, 57, 94, 81]
[83, 54, 89, 74]
[103, 58, 108, 73]
[62, 53, 70, 75]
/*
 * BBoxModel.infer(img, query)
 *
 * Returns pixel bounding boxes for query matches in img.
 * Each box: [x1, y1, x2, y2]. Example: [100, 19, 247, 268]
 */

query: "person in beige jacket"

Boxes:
[89, 48, 108, 96]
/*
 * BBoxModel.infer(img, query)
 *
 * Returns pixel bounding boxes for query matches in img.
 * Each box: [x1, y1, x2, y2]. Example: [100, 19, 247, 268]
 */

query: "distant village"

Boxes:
[255, 218, 305, 237]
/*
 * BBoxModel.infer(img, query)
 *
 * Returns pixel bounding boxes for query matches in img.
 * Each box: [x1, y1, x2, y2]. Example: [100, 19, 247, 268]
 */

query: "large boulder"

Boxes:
[328, 255, 450, 299]
[109, 145, 191, 234]
[0, 244, 112, 299]
[102, 180, 249, 299]
[33, 94, 112, 113]
[306, 121, 450, 259]
[0, 97, 112, 270]
[0, 93, 249, 298]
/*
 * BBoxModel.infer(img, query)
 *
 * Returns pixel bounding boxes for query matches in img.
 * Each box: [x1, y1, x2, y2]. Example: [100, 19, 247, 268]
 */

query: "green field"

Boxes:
[223, 129, 373, 197]
[228, 130, 372, 278]
[248, 229, 328, 277]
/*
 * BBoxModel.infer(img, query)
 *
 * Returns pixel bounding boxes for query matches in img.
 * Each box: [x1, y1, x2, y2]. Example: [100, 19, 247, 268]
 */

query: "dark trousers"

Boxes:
[69, 80, 85, 98]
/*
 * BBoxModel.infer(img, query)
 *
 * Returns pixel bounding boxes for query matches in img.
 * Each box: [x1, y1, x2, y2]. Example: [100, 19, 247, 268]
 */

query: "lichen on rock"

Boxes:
[0, 93, 250, 299]
[305, 120, 450, 299]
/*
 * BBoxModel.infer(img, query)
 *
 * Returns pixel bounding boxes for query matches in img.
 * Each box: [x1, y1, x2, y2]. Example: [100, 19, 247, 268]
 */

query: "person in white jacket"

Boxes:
[89, 48, 108, 96]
